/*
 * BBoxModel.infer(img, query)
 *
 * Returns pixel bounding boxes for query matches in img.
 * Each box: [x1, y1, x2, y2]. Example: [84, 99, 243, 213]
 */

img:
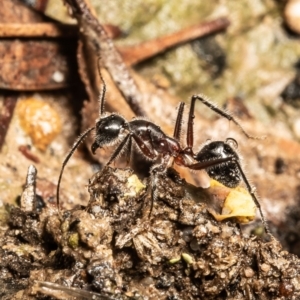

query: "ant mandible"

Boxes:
[56, 77, 270, 235]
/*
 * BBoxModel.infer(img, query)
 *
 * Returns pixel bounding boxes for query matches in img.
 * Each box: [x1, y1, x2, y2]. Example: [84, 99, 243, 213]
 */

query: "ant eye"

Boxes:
[225, 138, 238, 149]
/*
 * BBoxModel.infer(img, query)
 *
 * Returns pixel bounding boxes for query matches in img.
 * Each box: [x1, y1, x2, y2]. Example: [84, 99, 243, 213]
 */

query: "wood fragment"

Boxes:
[0, 95, 17, 150]
[0, 40, 77, 90]
[20, 165, 37, 212]
[65, 0, 146, 116]
[18, 145, 40, 163]
[0, 23, 122, 39]
[0, 23, 77, 38]
[1, 0, 45, 23]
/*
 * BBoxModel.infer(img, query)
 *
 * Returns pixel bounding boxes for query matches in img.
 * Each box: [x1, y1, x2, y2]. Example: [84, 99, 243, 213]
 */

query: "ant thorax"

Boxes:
[129, 119, 181, 158]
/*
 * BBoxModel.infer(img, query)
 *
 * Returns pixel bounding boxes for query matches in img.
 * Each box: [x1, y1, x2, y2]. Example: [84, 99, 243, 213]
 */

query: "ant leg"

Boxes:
[188, 156, 270, 235]
[57, 126, 95, 212]
[173, 102, 185, 140]
[188, 157, 233, 170]
[232, 158, 270, 235]
[186, 95, 196, 150]
[131, 134, 157, 160]
[190, 95, 265, 140]
[91, 132, 156, 184]
[130, 134, 160, 217]
[89, 134, 132, 186]
[148, 161, 167, 217]
[125, 137, 132, 165]
[103, 134, 132, 166]
[148, 170, 157, 217]
[131, 133, 172, 216]
[147, 154, 173, 217]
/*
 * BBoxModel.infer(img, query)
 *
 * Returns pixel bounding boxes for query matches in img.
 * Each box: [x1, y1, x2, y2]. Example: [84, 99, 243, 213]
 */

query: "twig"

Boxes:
[0, 23, 122, 39]
[0, 23, 77, 38]
[119, 17, 230, 66]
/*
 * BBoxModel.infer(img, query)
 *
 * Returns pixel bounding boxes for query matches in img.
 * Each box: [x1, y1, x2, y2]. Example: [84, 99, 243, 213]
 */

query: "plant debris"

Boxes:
[1, 166, 300, 299]
[17, 98, 62, 151]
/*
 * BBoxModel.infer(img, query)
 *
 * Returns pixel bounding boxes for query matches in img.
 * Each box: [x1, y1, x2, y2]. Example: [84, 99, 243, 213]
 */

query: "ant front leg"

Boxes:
[89, 134, 132, 186]
[148, 156, 173, 216]
[130, 133, 165, 217]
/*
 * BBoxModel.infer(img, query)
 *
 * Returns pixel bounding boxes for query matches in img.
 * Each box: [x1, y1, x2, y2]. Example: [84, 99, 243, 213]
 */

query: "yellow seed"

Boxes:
[124, 174, 146, 197]
[169, 257, 181, 264]
[182, 253, 194, 264]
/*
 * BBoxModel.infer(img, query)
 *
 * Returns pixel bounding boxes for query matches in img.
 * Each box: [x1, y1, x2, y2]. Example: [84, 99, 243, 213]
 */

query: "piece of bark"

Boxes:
[0, 0, 46, 23]
[2, 0, 228, 93]
[0, 40, 77, 90]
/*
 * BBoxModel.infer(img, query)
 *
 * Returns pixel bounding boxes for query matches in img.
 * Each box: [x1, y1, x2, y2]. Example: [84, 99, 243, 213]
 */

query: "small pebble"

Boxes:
[52, 71, 65, 83]
[260, 263, 270, 273]
[284, 0, 300, 34]
[244, 267, 254, 278]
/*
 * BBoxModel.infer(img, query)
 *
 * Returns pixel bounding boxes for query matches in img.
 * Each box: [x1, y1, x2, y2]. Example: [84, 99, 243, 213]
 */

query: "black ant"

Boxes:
[56, 79, 270, 234]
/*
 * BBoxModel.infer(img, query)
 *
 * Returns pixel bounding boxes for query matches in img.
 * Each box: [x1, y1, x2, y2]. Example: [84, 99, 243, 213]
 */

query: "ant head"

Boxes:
[196, 138, 238, 161]
[91, 114, 127, 154]
[195, 138, 240, 188]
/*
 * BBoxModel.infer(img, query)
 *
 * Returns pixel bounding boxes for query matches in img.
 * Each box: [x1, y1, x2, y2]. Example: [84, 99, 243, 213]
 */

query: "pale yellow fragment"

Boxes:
[210, 185, 256, 224]
[124, 174, 146, 197]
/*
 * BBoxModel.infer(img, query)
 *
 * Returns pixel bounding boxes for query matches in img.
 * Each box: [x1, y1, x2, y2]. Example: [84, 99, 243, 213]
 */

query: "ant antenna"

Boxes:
[56, 57, 108, 212]
[56, 127, 95, 212]
[97, 56, 106, 116]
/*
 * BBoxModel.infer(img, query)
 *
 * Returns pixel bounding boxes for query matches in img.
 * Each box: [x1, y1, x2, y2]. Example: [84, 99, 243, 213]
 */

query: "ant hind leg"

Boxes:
[190, 94, 265, 140]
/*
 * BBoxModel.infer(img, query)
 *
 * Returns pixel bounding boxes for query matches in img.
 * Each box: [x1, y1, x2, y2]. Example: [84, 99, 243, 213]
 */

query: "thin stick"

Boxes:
[118, 18, 230, 66]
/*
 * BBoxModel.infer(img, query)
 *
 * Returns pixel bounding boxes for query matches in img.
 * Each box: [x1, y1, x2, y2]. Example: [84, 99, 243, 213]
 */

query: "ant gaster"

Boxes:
[57, 79, 270, 234]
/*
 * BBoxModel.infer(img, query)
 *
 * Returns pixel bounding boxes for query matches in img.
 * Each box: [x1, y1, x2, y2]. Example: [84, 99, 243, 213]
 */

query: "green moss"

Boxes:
[68, 233, 79, 249]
